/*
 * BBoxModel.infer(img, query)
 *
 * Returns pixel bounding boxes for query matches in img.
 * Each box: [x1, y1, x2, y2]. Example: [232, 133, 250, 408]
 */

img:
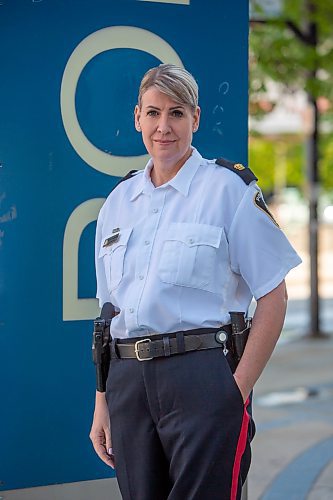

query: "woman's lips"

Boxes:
[154, 140, 175, 144]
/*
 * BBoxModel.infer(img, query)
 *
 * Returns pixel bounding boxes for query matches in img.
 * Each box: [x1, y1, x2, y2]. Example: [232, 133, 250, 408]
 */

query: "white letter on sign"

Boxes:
[63, 198, 105, 321]
[60, 26, 183, 177]
[61, 26, 184, 320]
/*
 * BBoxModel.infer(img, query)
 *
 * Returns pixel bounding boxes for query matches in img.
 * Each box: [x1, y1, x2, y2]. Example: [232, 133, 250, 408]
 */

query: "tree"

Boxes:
[249, 0, 333, 337]
[250, 1, 333, 101]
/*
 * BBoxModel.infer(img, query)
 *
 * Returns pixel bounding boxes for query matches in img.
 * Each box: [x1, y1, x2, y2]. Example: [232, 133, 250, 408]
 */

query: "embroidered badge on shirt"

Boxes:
[103, 228, 120, 247]
[254, 192, 280, 227]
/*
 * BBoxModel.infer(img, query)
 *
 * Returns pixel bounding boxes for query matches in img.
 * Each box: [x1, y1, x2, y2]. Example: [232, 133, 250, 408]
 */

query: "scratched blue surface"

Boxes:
[0, 0, 249, 490]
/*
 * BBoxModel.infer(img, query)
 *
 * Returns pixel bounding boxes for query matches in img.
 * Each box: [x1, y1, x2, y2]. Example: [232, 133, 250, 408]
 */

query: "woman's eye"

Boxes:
[172, 110, 183, 117]
[147, 110, 158, 116]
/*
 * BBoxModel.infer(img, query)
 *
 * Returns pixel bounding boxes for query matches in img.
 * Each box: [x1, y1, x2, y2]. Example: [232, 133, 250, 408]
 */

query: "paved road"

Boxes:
[249, 333, 333, 500]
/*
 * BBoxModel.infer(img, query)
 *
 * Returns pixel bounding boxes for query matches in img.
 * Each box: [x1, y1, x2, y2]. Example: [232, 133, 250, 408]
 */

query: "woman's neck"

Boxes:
[150, 149, 192, 187]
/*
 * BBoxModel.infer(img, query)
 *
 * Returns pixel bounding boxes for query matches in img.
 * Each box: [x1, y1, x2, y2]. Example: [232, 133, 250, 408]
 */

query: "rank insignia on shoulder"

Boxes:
[233, 163, 245, 171]
[103, 230, 120, 247]
[254, 192, 280, 227]
[215, 157, 258, 185]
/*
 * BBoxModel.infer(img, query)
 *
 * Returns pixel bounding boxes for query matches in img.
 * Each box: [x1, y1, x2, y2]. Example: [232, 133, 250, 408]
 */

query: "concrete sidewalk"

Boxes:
[249, 333, 333, 499]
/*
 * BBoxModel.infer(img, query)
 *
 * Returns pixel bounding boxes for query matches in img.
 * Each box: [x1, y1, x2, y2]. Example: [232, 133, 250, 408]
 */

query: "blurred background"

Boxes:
[248, 2, 333, 499]
[249, 0, 333, 339]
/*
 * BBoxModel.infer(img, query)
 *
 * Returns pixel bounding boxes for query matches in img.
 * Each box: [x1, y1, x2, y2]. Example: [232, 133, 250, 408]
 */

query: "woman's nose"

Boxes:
[157, 115, 171, 134]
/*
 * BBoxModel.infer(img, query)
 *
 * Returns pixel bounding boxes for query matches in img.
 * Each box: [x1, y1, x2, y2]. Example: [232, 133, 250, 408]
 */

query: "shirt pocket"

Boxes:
[158, 223, 224, 293]
[98, 227, 132, 291]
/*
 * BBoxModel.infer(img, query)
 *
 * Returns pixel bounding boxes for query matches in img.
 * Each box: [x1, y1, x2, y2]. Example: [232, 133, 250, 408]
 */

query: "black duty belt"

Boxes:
[112, 326, 232, 362]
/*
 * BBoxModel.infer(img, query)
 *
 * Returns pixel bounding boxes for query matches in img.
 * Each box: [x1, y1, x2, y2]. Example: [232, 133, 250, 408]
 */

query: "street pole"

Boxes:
[306, 6, 323, 337]
[306, 94, 321, 336]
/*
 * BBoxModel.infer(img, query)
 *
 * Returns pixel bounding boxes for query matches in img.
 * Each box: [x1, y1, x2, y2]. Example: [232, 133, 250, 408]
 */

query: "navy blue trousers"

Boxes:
[106, 347, 255, 500]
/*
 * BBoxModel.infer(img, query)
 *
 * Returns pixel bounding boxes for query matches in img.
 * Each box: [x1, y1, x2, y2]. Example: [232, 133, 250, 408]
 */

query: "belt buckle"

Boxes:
[134, 338, 153, 361]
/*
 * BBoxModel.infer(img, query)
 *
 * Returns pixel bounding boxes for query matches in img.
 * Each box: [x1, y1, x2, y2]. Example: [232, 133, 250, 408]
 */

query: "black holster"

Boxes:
[229, 311, 251, 364]
[92, 302, 115, 392]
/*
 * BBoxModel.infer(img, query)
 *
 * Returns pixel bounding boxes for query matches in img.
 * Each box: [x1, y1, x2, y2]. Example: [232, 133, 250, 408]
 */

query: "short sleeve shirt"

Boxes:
[95, 148, 301, 339]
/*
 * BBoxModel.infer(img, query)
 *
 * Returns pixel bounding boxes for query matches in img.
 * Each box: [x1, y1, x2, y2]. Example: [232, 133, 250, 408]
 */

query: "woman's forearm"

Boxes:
[233, 280, 288, 401]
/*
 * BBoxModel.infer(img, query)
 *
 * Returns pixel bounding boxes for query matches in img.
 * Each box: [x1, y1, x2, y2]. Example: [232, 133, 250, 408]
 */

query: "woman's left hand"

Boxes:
[233, 373, 250, 403]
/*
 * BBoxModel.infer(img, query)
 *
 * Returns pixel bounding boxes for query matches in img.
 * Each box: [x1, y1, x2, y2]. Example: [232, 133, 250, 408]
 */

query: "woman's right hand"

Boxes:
[89, 391, 115, 468]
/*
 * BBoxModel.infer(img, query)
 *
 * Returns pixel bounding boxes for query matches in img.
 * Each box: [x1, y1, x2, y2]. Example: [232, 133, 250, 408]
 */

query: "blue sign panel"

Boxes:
[0, 0, 249, 490]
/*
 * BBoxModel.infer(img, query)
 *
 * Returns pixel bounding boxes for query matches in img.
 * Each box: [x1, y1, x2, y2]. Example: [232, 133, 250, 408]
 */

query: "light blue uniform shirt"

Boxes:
[95, 148, 301, 339]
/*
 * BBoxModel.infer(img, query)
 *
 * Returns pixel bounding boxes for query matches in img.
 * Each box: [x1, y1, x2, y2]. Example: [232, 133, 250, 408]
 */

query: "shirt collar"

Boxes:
[168, 148, 202, 196]
[130, 148, 202, 201]
[129, 160, 154, 201]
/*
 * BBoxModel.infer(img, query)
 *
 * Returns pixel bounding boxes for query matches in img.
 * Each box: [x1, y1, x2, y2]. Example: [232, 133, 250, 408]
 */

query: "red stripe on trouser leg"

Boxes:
[230, 397, 250, 500]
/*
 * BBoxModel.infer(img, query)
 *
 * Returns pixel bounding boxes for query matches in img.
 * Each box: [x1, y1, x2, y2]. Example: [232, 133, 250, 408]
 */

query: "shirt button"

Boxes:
[129, 308, 134, 313]
[189, 238, 194, 244]
[139, 275, 144, 280]
[144, 240, 150, 245]
[153, 208, 158, 213]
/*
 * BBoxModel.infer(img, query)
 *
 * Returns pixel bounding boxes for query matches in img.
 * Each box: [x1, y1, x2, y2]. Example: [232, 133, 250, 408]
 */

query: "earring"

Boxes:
[137, 124, 141, 130]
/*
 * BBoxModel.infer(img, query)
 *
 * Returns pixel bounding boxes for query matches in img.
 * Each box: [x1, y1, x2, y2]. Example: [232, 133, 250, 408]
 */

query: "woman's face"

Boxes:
[134, 86, 200, 167]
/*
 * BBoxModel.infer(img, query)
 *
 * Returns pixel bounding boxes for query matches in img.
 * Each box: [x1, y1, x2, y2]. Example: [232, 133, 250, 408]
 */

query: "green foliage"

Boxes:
[249, 0, 333, 194]
[249, 134, 333, 193]
[249, 136, 304, 193]
[249, 137, 274, 192]
[250, 0, 333, 104]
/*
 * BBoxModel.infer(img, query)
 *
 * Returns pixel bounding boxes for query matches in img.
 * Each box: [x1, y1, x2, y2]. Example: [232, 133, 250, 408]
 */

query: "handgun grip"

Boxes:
[100, 302, 116, 321]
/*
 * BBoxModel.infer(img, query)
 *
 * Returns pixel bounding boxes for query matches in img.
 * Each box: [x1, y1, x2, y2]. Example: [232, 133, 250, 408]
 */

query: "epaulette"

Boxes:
[111, 169, 139, 193]
[215, 157, 258, 185]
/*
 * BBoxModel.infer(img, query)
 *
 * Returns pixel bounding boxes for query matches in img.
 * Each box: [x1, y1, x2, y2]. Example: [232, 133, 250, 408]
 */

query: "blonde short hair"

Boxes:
[137, 64, 199, 112]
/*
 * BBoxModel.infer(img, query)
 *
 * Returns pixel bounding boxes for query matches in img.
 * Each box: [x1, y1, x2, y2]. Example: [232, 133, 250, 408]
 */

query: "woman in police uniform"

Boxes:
[90, 64, 301, 500]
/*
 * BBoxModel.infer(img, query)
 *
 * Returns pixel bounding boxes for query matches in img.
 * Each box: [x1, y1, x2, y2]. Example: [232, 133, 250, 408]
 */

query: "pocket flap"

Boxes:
[166, 223, 222, 248]
[98, 227, 133, 257]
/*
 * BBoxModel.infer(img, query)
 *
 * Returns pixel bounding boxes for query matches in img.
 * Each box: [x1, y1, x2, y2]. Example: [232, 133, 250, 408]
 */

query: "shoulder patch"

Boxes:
[254, 191, 280, 227]
[215, 157, 258, 185]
